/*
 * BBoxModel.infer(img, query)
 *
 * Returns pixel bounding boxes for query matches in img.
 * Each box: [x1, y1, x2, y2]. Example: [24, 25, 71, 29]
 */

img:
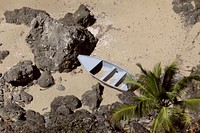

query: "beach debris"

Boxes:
[4, 7, 49, 26]
[172, 0, 200, 25]
[3, 60, 41, 86]
[37, 71, 54, 88]
[81, 83, 104, 111]
[0, 50, 9, 63]
[56, 84, 65, 91]
[59, 4, 96, 28]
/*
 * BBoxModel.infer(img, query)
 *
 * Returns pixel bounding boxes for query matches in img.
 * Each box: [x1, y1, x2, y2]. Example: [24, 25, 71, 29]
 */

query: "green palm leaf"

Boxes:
[112, 62, 199, 133]
[112, 96, 156, 122]
[111, 105, 136, 122]
[172, 74, 200, 96]
[153, 107, 173, 133]
[145, 71, 160, 96]
[162, 61, 178, 91]
[178, 98, 200, 111]
[125, 75, 155, 98]
[136, 63, 148, 75]
[169, 108, 191, 131]
[134, 96, 157, 117]
[153, 62, 162, 78]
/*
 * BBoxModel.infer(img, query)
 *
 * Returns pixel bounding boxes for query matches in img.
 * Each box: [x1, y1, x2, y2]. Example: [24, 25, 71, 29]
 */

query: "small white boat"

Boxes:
[77, 55, 134, 91]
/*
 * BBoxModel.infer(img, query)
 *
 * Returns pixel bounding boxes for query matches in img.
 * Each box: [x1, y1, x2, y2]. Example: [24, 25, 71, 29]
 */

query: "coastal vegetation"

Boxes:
[112, 62, 200, 133]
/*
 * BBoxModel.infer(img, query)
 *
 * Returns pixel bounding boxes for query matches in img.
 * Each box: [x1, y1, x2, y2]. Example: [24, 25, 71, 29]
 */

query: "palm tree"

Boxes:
[112, 62, 200, 133]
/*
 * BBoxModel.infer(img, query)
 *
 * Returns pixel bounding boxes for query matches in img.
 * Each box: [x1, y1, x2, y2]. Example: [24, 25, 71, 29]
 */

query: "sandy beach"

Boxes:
[0, 0, 199, 114]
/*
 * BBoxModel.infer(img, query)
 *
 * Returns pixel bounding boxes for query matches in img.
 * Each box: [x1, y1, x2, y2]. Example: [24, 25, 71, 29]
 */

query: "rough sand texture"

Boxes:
[0, 0, 199, 114]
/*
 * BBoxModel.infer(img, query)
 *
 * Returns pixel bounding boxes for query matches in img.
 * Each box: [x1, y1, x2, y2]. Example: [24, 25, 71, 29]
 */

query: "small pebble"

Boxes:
[56, 84, 65, 91]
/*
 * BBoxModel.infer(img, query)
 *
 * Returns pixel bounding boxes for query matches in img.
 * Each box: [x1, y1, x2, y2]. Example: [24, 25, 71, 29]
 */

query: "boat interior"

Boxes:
[89, 61, 127, 90]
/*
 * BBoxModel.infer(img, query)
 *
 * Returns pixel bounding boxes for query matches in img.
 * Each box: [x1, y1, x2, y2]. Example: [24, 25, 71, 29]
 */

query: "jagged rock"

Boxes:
[81, 83, 104, 111]
[3, 60, 41, 86]
[56, 84, 65, 91]
[94, 102, 124, 133]
[0, 90, 3, 102]
[59, 4, 96, 27]
[4, 7, 49, 26]
[50, 95, 82, 114]
[37, 71, 54, 88]
[172, 0, 200, 25]
[18, 110, 46, 132]
[191, 64, 200, 75]
[0, 50, 9, 59]
[2, 109, 46, 133]
[118, 91, 137, 104]
[0, 102, 25, 122]
[48, 109, 96, 132]
[127, 121, 150, 133]
[25, 11, 97, 72]
[53, 104, 73, 116]
[184, 65, 200, 99]
[11, 91, 33, 105]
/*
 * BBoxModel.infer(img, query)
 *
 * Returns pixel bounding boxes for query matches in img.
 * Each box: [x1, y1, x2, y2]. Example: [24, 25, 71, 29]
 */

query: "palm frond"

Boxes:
[152, 107, 173, 133]
[134, 96, 157, 117]
[111, 105, 136, 122]
[125, 75, 155, 98]
[145, 71, 160, 96]
[136, 63, 148, 75]
[177, 98, 200, 111]
[169, 108, 191, 131]
[172, 74, 200, 96]
[152, 107, 190, 133]
[153, 62, 162, 79]
[124, 75, 139, 91]
[162, 61, 178, 91]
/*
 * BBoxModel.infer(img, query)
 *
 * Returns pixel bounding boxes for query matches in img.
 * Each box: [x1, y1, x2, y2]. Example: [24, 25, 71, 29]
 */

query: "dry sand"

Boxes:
[0, 0, 199, 114]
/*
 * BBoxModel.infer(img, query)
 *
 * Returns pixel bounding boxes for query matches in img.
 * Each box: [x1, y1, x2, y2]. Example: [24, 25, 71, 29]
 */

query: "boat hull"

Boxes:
[77, 55, 134, 91]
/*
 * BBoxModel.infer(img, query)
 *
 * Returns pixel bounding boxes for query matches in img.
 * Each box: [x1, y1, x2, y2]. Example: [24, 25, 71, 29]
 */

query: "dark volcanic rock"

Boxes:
[50, 95, 82, 114]
[191, 64, 200, 75]
[0, 107, 46, 132]
[0, 50, 9, 63]
[118, 91, 137, 104]
[128, 121, 150, 133]
[37, 71, 54, 88]
[4, 7, 49, 26]
[81, 83, 104, 111]
[26, 12, 97, 72]
[3, 60, 41, 86]
[172, 0, 200, 25]
[11, 91, 33, 105]
[48, 109, 96, 132]
[0, 102, 25, 122]
[18, 110, 46, 132]
[59, 4, 96, 27]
